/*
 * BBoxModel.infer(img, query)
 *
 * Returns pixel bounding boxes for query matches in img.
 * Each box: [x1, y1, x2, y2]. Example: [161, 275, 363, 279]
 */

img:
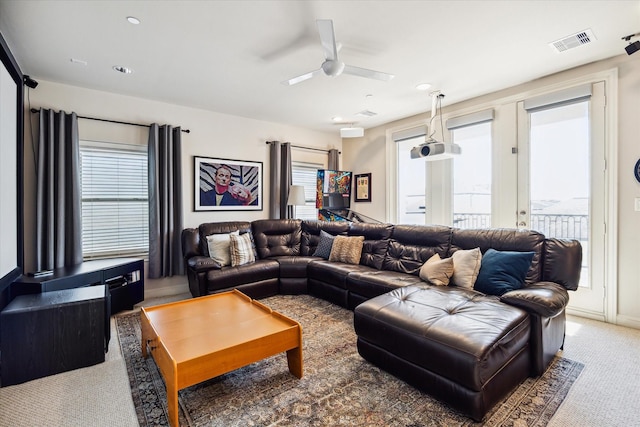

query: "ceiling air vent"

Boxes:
[550, 29, 596, 53]
[355, 110, 377, 117]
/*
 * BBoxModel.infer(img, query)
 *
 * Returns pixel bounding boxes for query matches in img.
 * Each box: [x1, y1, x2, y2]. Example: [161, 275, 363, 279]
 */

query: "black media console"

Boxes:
[11, 257, 145, 315]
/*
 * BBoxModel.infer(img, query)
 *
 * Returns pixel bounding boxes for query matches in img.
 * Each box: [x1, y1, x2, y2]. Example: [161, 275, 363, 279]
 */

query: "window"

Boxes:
[292, 162, 321, 220]
[80, 141, 149, 259]
[451, 122, 492, 228]
[397, 136, 427, 224]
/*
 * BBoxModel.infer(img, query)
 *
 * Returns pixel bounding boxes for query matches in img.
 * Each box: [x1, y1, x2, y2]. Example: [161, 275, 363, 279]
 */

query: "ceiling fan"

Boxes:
[282, 19, 395, 86]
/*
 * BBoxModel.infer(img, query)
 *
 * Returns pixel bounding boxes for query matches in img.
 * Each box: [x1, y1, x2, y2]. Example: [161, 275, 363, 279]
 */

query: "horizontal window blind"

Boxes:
[392, 125, 427, 142]
[523, 84, 592, 112]
[80, 144, 149, 259]
[446, 109, 494, 130]
[292, 163, 321, 220]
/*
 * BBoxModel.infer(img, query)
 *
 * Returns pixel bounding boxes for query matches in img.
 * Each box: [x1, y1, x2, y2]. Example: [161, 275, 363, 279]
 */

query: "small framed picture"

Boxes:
[194, 156, 263, 211]
[355, 173, 371, 202]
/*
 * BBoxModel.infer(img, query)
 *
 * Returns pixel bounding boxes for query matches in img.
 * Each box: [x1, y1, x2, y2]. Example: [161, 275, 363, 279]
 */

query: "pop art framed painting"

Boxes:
[194, 156, 263, 211]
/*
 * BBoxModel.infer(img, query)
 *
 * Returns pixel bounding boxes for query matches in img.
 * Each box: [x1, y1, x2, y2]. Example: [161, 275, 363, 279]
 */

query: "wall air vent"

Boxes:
[550, 29, 596, 53]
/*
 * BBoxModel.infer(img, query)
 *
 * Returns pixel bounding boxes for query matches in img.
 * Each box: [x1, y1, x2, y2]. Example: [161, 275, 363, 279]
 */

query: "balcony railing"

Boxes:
[453, 213, 589, 241]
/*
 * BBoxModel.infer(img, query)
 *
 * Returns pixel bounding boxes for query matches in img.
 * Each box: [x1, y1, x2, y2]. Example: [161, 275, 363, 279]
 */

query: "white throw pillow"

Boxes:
[206, 230, 239, 267]
[451, 247, 483, 289]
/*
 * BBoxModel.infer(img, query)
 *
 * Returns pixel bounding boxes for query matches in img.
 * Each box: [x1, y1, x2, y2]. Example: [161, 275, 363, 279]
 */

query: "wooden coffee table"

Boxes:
[140, 289, 303, 427]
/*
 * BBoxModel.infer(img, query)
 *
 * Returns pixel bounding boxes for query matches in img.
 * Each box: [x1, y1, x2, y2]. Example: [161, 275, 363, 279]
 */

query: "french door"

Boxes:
[516, 82, 606, 318]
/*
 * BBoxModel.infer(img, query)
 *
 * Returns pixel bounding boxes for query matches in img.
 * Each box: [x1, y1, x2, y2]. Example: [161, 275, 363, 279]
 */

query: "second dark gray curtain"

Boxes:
[35, 109, 82, 271]
[268, 141, 292, 219]
[328, 148, 339, 170]
[148, 124, 184, 278]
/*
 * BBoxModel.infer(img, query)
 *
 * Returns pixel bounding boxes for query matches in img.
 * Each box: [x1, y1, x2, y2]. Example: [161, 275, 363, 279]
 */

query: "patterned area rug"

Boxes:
[116, 294, 583, 427]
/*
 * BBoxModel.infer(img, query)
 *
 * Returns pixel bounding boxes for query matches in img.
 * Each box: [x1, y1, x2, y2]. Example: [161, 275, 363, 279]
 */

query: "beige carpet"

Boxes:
[118, 294, 583, 426]
[1, 291, 639, 427]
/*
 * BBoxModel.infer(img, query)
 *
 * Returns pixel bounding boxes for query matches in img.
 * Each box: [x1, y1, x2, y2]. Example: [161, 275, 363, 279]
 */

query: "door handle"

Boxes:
[519, 210, 527, 216]
[518, 221, 526, 227]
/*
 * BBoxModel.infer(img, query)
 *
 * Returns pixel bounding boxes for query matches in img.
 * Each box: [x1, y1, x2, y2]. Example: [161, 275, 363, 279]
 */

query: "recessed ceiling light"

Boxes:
[332, 116, 343, 122]
[416, 83, 432, 91]
[127, 16, 141, 25]
[113, 65, 133, 74]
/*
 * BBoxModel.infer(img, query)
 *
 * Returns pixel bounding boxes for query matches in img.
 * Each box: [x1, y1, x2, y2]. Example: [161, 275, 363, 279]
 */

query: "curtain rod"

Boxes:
[265, 140, 340, 154]
[30, 108, 190, 133]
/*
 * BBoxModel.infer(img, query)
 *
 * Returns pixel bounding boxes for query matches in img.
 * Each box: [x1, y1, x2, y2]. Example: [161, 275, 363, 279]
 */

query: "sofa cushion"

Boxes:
[382, 224, 451, 275]
[419, 253, 454, 286]
[313, 230, 336, 259]
[308, 259, 374, 289]
[205, 259, 279, 291]
[205, 230, 239, 266]
[451, 247, 482, 289]
[347, 223, 393, 269]
[329, 235, 365, 264]
[300, 221, 350, 256]
[230, 232, 256, 267]
[474, 249, 535, 296]
[252, 219, 302, 258]
[347, 269, 423, 299]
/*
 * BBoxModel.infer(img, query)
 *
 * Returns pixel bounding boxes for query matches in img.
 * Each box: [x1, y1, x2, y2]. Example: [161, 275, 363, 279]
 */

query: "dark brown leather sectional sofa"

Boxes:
[181, 218, 582, 421]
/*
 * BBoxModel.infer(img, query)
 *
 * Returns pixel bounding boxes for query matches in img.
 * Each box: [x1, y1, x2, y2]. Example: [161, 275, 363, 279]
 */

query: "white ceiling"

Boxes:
[1, 1, 638, 135]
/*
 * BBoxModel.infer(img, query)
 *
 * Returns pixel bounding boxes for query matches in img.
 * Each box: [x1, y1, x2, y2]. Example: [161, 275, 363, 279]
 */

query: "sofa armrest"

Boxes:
[187, 256, 222, 272]
[500, 282, 569, 318]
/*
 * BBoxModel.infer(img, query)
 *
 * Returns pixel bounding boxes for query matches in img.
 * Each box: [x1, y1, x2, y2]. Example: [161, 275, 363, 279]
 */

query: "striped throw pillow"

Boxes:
[229, 232, 256, 267]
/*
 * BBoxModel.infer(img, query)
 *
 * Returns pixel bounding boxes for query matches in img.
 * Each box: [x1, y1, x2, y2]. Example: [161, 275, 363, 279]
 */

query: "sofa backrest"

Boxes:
[252, 219, 302, 258]
[181, 221, 254, 259]
[383, 224, 452, 275]
[300, 220, 350, 255]
[450, 228, 545, 284]
[542, 238, 582, 291]
[347, 223, 394, 269]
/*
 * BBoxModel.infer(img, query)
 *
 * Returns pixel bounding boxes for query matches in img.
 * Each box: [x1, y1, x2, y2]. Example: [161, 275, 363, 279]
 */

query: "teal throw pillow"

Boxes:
[313, 230, 336, 259]
[474, 249, 535, 296]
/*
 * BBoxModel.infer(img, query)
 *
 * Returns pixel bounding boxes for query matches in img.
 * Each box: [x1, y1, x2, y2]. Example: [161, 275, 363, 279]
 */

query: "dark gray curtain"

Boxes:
[148, 124, 184, 278]
[328, 148, 339, 170]
[281, 143, 293, 219]
[268, 141, 281, 219]
[35, 109, 82, 271]
[268, 141, 293, 219]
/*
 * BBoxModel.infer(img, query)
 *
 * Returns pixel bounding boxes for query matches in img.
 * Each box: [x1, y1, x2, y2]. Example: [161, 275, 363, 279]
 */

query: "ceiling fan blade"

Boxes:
[316, 19, 338, 61]
[281, 69, 323, 86]
[343, 65, 395, 82]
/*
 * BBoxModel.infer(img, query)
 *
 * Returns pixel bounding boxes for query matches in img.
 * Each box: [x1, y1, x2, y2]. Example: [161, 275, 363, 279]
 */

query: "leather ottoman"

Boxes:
[354, 284, 531, 421]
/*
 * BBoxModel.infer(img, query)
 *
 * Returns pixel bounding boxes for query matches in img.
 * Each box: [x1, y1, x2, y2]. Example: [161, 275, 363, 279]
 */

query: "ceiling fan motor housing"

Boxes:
[322, 60, 345, 77]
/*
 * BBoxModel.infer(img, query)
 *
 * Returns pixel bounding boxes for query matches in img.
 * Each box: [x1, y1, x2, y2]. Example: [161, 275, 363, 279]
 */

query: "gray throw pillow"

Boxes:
[313, 230, 336, 259]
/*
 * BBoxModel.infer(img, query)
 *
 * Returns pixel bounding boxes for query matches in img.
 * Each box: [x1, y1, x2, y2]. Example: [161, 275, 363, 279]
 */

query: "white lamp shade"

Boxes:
[287, 185, 306, 206]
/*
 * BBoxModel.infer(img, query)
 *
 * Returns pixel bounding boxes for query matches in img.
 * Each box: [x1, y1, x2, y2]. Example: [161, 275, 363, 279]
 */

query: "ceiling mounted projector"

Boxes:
[410, 140, 461, 160]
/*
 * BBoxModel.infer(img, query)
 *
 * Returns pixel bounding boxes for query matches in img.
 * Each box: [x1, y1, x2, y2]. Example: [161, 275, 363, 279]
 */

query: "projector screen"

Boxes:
[0, 32, 23, 294]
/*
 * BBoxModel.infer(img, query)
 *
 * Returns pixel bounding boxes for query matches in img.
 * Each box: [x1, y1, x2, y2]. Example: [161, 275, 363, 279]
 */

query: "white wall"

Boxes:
[23, 80, 340, 297]
[342, 53, 640, 328]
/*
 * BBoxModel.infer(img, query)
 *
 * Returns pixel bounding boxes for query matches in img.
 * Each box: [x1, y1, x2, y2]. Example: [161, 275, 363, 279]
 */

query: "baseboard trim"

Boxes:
[144, 282, 189, 300]
[615, 314, 640, 330]
[566, 307, 605, 322]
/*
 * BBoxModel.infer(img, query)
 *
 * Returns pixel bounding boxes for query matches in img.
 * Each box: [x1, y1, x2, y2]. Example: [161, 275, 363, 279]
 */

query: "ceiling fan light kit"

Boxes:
[340, 126, 364, 138]
[282, 19, 394, 85]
